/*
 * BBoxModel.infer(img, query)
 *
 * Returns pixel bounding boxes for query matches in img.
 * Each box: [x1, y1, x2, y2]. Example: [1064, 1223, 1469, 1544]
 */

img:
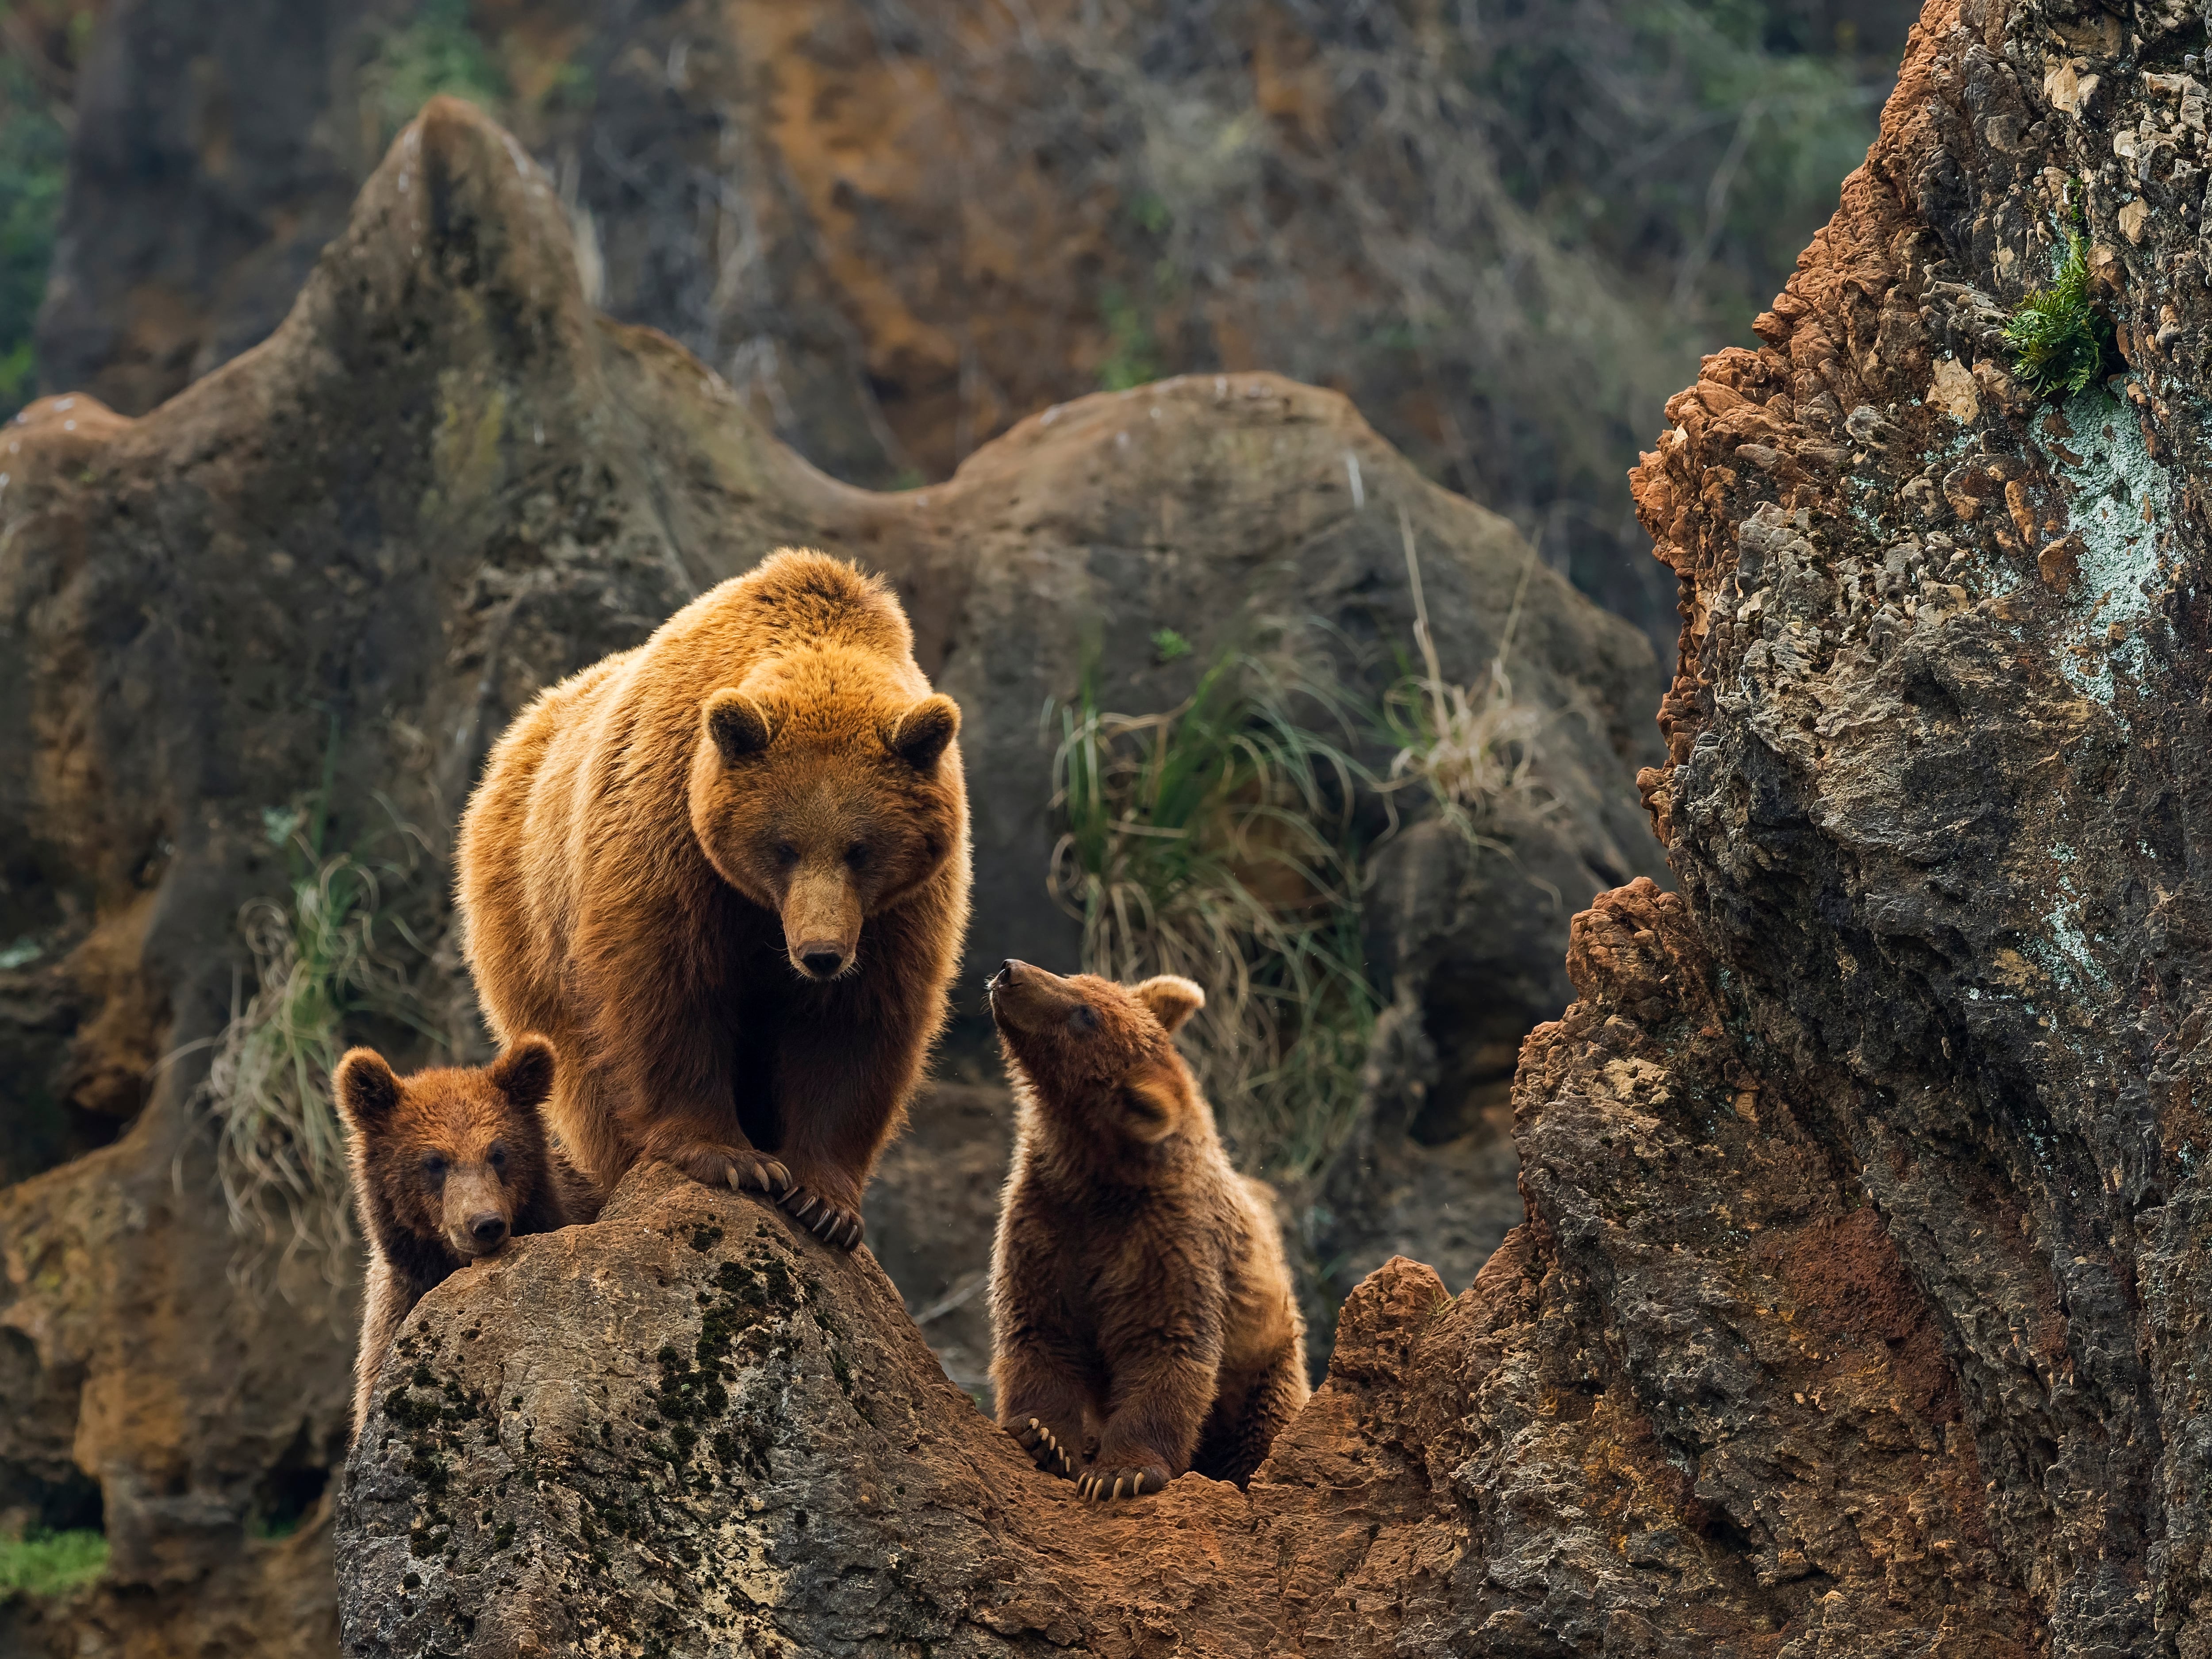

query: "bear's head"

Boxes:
[334, 1037, 557, 1263]
[687, 655, 964, 983]
[986, 959, 1208, 1151]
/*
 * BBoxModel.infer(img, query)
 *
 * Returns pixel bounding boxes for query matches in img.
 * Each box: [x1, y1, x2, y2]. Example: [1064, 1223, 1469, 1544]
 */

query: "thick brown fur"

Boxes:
[986, 960, 1310, 1500]
[334, 1037, 599, 1443]
[454, 549, 971, 1252]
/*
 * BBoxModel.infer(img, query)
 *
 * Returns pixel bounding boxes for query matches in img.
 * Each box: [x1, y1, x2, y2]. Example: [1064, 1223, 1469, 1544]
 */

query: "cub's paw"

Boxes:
[780, 1186, 864, 1251]
[1009, 1417, 1077, 1479]
[1075, 1460, 1170, 1502]
[662, 1142, 791, 1197]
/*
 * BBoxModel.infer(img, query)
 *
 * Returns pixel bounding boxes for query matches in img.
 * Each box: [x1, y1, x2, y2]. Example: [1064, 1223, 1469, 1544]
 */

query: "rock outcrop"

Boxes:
[343, 0, 2212, 1647]
[0, 98, 1658, 1654]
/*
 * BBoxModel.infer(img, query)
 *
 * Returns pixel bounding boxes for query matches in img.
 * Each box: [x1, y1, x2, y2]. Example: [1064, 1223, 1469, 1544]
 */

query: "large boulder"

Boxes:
[1, 98, 1660, 1654]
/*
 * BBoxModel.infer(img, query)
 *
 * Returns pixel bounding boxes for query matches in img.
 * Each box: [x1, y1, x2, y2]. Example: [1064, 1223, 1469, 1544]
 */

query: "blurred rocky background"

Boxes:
[1, 0, 1911, 650]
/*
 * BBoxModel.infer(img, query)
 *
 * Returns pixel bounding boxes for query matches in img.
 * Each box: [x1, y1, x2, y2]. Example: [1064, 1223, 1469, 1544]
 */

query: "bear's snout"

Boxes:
[442, 1167, 514, 1258]
[797, 942, 850, 979]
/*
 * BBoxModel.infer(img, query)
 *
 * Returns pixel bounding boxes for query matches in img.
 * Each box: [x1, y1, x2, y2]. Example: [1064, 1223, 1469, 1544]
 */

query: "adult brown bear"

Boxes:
[456, 550, 970, 1250]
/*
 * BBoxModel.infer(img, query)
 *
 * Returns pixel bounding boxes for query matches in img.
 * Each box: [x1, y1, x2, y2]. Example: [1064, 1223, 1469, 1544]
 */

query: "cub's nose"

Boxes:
[989, 958, 1024, 990]
[468, 1213, 508, 1248]
[799, 944, 849, 979]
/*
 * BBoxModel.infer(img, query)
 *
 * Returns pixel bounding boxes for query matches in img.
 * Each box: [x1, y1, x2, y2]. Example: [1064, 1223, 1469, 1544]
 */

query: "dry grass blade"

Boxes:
[1384, 508, 1554, 843]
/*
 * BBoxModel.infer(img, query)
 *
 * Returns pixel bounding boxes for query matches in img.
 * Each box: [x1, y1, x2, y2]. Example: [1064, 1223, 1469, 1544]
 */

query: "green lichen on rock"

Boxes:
[2002, 232, 2114, 398]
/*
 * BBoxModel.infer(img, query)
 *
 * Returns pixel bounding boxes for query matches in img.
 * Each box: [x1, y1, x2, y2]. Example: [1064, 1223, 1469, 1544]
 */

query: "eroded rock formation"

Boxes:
[346, 0, 2212, 1647]
[0, 98, 1657, 1654]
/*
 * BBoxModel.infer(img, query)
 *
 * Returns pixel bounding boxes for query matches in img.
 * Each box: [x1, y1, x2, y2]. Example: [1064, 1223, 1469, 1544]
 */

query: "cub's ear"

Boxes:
[1119, 1071, 1184, 1143]
[887, 694, 960, 772]
[333, 1049, 402, 1128]
[489, 1034, 557, 1110]
[704, 690, 772, 764]
[1133, 975, 1205, 1034]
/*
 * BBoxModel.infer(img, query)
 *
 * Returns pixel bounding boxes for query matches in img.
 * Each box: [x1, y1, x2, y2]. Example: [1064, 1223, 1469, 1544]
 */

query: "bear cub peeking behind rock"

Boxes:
[334, 1038, 598, 1442]
[987, 960, 1310, 1499]
[456, 549, 970, 1252]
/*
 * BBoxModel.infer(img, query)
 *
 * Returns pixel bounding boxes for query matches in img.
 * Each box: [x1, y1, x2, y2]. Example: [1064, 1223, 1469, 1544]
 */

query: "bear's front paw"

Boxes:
[1075, 1459, 1170, 1501]
[1009, 1417, 1078, 1479]
[662, 1141, 791, 1198]
[780, 1186, 864, 1251]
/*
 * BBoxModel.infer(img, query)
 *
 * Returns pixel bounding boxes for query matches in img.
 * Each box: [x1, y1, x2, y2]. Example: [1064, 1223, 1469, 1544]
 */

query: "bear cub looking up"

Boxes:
[987, 960, 1310, 1499]
[334, 1038, 599, 1442]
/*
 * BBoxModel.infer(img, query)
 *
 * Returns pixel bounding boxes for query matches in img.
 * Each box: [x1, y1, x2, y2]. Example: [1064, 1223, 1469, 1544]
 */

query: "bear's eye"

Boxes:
[423, 1152, 449, 1183]
[773, 841, 799, 868]
[1066, 1004, 1099, 1035]
[487, 1143, 507, 1170]
[845, 841, 869, 870]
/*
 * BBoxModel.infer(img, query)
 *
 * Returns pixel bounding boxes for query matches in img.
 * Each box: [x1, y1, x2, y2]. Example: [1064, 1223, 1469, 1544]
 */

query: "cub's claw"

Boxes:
[1011, 1417, 1075, 1478]
[780, 1185, 864, 1252]
[1076, 1463, 1164, 1501]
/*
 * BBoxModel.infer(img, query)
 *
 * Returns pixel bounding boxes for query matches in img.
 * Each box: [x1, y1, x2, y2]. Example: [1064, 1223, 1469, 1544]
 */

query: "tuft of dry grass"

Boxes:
[188, 772, 442, 1290]
[1381, 507, 1554, 846]
[1047, 634, 1378, 1183]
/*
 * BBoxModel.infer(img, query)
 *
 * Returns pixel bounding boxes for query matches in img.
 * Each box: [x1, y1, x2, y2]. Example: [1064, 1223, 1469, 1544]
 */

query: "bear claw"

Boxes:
[1075, 1464, 1162, 1501]
[780, 1186, 864, 1251]
[1011, 1417, 1075, 1478]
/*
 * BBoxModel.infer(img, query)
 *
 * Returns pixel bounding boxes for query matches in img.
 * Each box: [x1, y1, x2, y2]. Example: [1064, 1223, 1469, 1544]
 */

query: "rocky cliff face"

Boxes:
[339, 0, 2212, 1648]
[0, 99, 1658, 1654]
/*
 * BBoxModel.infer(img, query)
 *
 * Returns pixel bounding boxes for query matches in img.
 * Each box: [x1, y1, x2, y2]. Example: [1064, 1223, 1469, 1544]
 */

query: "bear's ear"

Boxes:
[887, 695, 960, 772]
[704, 690, 773, 764]
[333, 1048, 403, 1128]
[489, 1034, 557, 1110]
[1118, 1068, 1184, 1143]
[1133, 975, 1205, 1034]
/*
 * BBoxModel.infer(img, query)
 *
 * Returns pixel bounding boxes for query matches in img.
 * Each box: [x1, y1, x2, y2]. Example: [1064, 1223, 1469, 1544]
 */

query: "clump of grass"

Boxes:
[0, 1529, 107, 1599]
[2003, 232, 2115, 399]
[1380, 509, 1553, 844]
[360, 0, 508, 146]
[1048, 635, 1378, 1182]
[190, 734, 440, 1286]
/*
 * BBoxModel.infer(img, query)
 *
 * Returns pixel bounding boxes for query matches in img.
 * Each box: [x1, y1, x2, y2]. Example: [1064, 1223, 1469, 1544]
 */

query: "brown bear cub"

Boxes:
[456, 549, 970, 1252]
[334, 1038, 598, 1442]
[987, 960, 1311, 1500]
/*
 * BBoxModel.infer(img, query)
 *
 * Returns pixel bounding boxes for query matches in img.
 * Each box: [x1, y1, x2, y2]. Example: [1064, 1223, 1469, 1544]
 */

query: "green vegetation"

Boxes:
[1048, 635, 1377, 1182]
[0, 54, 70, 419]
[196, 726, 442, 1276]
[0, 1529, 107, 1599]
[1150, 628, 1192, 663]
[1047, 534, 1552, 1183]
[361, 0, 509, 145]
[2004, 232, 2115, 398]
[1095, 284, 1162, 392]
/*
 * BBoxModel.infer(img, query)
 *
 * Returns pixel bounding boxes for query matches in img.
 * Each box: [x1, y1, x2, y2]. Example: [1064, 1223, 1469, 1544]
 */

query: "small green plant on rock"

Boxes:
[1048, 635, 1377, 1182]
[2003, 231, 2115, 399]
[0, 1529, 107, 1600]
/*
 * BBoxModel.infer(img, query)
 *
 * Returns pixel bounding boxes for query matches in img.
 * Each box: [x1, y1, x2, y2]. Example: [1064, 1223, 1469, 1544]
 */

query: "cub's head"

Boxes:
[333, 1038, 557, 1263]
[986, 959, 1207, 1147]
[687, 661, 964, 983]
